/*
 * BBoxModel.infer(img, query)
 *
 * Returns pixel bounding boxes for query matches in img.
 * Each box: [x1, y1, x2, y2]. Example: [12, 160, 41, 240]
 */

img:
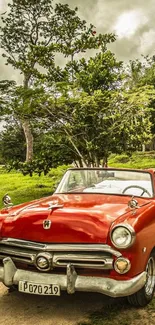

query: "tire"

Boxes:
[127, 254, 155, 307]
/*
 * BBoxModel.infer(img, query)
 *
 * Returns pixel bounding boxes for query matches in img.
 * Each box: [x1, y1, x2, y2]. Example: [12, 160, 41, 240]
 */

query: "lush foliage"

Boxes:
[0, 1, 155, 175]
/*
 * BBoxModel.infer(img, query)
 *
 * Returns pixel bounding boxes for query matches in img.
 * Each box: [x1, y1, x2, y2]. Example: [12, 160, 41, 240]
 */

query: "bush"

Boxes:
[108, 152, 155, 169]
[110, 154, 130, 163]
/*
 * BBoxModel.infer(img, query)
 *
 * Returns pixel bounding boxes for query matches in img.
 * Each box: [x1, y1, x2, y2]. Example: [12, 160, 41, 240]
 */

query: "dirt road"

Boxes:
[0, 283, 105, 325]
[0, 283, 155, 325]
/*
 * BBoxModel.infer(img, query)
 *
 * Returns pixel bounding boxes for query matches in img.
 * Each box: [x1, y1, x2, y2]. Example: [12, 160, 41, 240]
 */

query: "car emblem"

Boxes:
[43, 220, 52, 230]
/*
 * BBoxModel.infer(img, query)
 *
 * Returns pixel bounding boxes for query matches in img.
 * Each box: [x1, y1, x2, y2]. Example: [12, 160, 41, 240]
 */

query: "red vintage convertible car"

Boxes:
[0, 167, 155, 307]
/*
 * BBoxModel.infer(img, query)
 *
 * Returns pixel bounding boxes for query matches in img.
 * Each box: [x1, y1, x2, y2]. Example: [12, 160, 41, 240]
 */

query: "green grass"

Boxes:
[0, 165, 69, 209]
[108, 151, 155, 169]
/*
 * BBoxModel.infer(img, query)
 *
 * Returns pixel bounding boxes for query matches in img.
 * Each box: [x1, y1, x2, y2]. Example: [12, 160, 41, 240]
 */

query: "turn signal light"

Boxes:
[114, 257, 131, 274]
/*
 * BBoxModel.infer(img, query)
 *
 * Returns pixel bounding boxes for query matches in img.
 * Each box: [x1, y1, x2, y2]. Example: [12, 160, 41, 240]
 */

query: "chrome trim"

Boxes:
[110, 224, 136, 249]
[0, 239, 118, 271]
[0, 246, 35, 264]
[128, 198, 139, 209]
[145, 256, 155, 297]
[0, 252, 113, 271]
[52, 253, 113, 270]
[67, 263, 77, 294]
[0, 255, 33, 265]
[0, 238, 122, 257]
[0, 257, 147, 298]
[48, 204, 64, 210]
[2, 194, 13, 208]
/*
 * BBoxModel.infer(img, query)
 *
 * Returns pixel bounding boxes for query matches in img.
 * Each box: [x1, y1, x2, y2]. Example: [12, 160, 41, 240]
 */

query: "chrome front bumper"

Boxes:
[0, 257, 147, 298]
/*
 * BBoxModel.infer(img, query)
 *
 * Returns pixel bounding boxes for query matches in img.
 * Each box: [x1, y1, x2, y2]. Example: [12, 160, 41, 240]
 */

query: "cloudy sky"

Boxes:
[0, 0, 155, 83]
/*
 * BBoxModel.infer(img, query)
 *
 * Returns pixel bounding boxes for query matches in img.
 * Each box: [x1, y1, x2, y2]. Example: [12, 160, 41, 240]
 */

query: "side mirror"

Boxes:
[128, 197, 139, 209]
[2, 194, 13, 207]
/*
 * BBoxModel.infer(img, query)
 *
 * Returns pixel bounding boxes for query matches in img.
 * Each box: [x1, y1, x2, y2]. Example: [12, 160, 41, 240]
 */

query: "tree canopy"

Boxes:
[0, 1, 154, 174]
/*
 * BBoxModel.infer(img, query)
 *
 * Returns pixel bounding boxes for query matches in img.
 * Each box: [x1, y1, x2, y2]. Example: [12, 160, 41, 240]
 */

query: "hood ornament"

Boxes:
[43, 220, 52, 230]
[48, 200, 63, 211]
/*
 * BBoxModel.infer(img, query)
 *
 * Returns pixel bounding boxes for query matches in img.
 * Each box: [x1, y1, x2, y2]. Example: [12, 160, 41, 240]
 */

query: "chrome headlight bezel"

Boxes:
[110, 224, 135, 249]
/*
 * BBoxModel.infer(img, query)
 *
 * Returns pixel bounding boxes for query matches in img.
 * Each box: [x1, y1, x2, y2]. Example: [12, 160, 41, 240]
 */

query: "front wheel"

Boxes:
[127, 255, 155, 307]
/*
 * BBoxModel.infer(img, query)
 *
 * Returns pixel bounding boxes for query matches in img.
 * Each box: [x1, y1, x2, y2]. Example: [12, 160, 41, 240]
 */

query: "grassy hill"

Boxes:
[108, 151, 155, 169]
[0, 165, 68, 208]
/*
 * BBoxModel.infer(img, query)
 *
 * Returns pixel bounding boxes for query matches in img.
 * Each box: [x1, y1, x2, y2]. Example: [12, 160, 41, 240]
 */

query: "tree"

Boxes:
[0, 121, 26, 163]
[72, 51, 124, 94]
[0, 80, 16, 115]
[28, 50, 153, 170]
[39, 79, 154, 168]
[126, 56, 155, 149]
[0, 0, 115, 162]
[58, 90, 153, 166]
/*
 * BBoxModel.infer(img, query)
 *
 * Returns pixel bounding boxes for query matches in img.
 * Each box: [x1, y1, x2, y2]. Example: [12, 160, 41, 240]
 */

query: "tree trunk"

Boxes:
[22, 119, 33, 162]
[102, 156, 108, 167]
[21, 74, 34, 162]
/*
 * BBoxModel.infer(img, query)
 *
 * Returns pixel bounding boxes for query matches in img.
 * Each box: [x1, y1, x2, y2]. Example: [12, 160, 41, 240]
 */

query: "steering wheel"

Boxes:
[122, 185, 151, 197]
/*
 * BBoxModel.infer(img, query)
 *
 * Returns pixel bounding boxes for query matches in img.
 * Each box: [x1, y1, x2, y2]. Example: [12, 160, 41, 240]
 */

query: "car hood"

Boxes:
[0, 193, 148, 243]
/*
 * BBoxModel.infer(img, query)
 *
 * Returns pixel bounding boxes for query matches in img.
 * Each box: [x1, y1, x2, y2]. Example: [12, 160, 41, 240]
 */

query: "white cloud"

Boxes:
[0, 0, 8, 11]
[114, 10, 148, 39]
[139, 29, 155, 53]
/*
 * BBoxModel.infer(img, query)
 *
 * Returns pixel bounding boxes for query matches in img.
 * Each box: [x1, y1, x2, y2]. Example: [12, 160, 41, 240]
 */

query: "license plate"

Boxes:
[18, 281, 60, 296]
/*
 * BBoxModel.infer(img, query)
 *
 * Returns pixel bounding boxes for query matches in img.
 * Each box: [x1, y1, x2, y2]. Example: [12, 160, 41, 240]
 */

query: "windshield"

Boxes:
[55, 169, 153, 198]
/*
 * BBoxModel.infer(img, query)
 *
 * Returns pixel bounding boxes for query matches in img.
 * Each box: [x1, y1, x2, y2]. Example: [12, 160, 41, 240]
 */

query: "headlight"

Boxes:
[110, 224, 135, 249]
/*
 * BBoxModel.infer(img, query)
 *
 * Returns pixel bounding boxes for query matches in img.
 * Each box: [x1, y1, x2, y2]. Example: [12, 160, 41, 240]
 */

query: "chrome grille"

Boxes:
[0, 238, 122, 271]
[52, 252, 113, 269]
[0, 244, 36, 264]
